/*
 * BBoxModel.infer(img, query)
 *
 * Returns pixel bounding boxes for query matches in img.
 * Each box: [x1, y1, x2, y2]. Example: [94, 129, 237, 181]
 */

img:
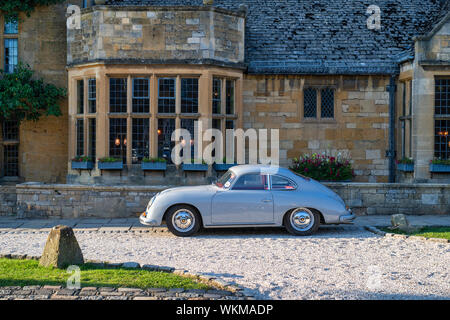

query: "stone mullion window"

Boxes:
[181, 78, 199, 114]
[1, 15, 18, 74]
[1, 120, 20, 177]
[399, 80, 413, 159]
[434, 78, 450, 160]
[212, 78, 222, 115]
[303, 87, 335, 120]
[88, 78, 97, 114]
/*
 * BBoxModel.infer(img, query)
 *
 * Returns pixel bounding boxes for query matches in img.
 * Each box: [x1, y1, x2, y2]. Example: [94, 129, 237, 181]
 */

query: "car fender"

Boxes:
[272, 190, 346, 225]
[146, 186, 216, 226]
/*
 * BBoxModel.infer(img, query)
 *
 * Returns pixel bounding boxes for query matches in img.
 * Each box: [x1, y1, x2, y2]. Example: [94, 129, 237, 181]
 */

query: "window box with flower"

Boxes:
[397, 158, 414, 172]
[98, 157, 123, 170]
[71, 156, 94, 170]
[290, 153, 354, 182]
[429, 159, 450, 173]
[182, 159, 208, 172]
[141, 158, 167, 171]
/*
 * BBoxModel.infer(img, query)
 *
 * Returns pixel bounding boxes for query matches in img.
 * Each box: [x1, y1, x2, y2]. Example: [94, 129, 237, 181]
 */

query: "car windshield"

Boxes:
[215, 170, 236, 189]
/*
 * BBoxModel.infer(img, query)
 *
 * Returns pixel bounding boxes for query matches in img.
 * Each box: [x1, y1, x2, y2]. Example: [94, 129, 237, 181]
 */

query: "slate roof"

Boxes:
[104, 0, 449, 75]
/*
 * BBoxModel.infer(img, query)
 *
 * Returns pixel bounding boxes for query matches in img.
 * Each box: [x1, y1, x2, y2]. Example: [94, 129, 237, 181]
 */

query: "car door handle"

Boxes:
[262, 199, 272, 203]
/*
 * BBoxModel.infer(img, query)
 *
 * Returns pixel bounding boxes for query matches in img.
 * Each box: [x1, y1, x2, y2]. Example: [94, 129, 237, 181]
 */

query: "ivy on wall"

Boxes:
[0, 63, 66, 123]
[0, 0, 67, 22]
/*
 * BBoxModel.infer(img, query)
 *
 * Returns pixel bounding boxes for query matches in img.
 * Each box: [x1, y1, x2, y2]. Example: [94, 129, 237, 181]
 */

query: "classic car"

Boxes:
[140, 165, 355, 236]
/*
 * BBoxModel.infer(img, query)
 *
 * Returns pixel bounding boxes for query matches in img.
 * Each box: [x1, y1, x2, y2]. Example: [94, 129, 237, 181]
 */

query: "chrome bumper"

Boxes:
[139, 213, 158, 226]
[339, 211, 356, 224]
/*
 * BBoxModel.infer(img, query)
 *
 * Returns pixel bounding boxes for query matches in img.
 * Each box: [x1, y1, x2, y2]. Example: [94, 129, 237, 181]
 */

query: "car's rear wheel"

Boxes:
[166, 205, 201, 237]
[284, 207, 320, 236]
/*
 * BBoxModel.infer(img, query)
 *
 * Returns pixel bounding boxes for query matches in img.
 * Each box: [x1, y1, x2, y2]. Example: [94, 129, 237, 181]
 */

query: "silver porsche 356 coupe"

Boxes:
[140, 165, 355, 237]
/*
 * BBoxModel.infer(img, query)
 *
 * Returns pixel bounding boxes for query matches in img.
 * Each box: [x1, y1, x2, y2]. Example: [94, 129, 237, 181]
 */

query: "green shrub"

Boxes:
[142, 157, 167, 163]
[72, 156, 93, 162]
[98, 157, 122, 163]
[431, 158, 450, 165]
[396, 157, 414, 165]
[0, 63, 66, 123]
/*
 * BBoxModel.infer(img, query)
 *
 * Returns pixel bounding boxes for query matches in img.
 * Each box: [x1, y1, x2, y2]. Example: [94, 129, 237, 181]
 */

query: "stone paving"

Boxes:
[0, 285, 245, 300]
[0, 215, 449, 233]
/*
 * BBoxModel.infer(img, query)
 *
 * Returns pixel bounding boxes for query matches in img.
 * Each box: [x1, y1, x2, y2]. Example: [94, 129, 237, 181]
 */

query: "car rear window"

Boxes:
[271, 175, 296, 190]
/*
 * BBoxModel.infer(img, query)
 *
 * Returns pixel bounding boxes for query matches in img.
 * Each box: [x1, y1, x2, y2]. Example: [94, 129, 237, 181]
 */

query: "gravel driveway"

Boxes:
[1, 226, 449, 300]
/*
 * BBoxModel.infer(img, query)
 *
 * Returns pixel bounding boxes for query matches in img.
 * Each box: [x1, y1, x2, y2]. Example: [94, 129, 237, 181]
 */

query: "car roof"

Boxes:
[230, 165, 296, 178]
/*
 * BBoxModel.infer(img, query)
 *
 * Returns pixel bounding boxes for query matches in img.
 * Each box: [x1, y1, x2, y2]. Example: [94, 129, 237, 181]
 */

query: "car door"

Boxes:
[211, 173, 274, 225]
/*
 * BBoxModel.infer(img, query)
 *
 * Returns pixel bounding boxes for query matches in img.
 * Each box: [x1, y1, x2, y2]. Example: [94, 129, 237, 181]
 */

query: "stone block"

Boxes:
[39, 226, 84, 268]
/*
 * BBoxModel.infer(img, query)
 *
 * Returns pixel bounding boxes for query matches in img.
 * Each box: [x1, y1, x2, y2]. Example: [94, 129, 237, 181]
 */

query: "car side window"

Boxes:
[271, 175, 296, 190]
[232, 174, 268, 191]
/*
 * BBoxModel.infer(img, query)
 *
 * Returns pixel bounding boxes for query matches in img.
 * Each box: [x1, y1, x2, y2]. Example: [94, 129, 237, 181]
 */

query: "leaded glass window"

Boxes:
[110, 78, 127, 113]
[181, 78, 198, 114]
[158, 78, 176, 113]
[303, 88, 317, 118]
[132, 78, 150, 113]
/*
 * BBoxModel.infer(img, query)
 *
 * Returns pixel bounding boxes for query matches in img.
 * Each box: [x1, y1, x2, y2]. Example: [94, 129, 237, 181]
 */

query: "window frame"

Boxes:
[158, 77, 176, 114]
[0, 120, 20, 177]
[434, 77, 450, 160]
[269, 174, 298, 191]
[302, 87, 336, 121]
[132, 77, 150, 114]
[1, 15, 18, 74]
[231, 173, 270, 191]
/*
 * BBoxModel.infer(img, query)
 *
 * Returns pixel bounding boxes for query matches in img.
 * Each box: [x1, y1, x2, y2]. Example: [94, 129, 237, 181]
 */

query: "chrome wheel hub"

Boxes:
[172, 209, 195, 232]
[291, 209, 314, 231]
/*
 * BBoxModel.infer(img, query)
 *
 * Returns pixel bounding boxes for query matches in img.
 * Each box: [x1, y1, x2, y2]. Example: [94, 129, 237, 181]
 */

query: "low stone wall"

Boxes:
[15, 183, 164, 219]
[325, 182, 450, 215]
[1, 182, 449, 219]
[0, 185, 17, 216]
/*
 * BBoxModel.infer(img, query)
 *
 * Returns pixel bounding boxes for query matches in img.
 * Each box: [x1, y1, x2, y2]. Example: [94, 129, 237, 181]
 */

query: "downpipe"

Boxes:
[387, 75, 397, 183]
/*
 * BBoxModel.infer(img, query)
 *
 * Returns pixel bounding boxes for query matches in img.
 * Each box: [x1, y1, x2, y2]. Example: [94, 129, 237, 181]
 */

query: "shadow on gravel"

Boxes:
[322, 289, 450, 300]
[192, 225, 376, 239]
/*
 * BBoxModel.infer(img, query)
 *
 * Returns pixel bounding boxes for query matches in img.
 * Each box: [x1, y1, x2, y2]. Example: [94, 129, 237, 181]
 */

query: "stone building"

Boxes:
[0, 0, 449, 185]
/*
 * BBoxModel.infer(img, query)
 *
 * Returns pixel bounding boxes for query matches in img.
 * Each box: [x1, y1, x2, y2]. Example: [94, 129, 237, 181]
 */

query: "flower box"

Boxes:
[71, 161, 94, 170]
[141, 162, 167, 171]
[397, 163, 414, 172]
[429, 164, 450, 173]
[213, 163, 237, 171]
[98, 161, 123, 170]
[182, 163, 208, 171]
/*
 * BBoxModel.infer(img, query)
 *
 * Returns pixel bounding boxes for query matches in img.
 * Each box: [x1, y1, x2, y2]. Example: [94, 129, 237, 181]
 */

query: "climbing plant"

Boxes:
[0, 63, 66, 123]
[0, 0, 66, 22]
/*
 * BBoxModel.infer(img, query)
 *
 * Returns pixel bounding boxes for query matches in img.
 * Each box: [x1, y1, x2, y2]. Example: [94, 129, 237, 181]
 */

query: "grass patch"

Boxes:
[380, 226, 450, 240]
[0, 258, 210, 290]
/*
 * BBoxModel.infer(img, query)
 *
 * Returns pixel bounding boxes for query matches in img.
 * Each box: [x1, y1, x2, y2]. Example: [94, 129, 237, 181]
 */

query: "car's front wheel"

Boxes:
[166, 205, 201, 237]
[284, 207, 320, 236]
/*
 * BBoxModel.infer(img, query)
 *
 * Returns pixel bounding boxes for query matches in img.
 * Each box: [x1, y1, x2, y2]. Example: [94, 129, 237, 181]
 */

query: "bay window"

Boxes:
[69, 68, 242, 171]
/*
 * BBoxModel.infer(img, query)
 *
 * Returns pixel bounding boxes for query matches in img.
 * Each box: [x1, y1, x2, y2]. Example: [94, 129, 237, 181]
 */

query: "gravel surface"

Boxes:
[1, 226, 449, 300]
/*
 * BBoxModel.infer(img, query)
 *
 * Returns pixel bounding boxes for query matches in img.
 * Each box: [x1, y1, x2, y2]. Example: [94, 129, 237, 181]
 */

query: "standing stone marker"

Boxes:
[390, 214, 418, 233]
[39, 225, 84, 268]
